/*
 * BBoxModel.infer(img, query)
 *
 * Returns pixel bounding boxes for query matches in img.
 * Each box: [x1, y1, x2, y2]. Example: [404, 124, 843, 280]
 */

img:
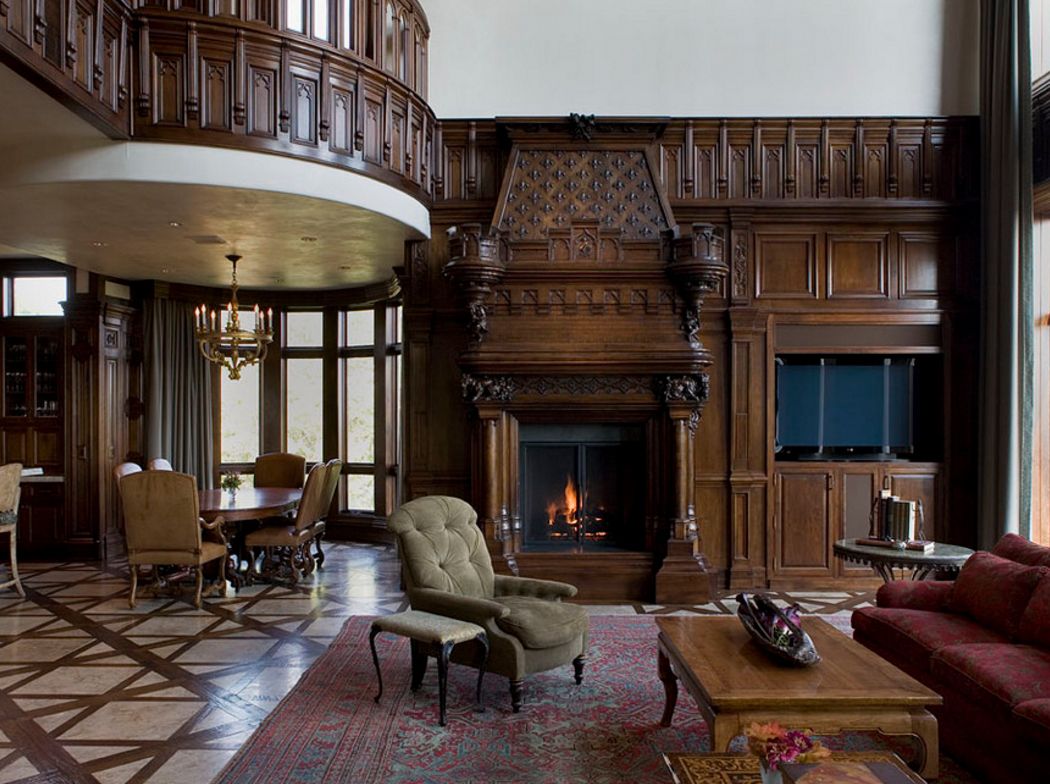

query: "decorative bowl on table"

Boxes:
[736, 592, 821, 666]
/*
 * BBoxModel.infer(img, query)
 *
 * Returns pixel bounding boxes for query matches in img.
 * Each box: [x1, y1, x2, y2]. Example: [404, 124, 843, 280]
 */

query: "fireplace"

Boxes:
[519, 424, 645, 552]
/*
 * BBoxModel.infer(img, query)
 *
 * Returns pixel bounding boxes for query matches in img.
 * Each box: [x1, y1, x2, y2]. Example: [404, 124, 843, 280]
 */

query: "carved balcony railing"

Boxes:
[1, 0, 436, 202]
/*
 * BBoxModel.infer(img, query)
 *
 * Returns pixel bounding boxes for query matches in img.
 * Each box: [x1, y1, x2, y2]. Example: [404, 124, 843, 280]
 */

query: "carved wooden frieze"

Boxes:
[461, 374, 515, 403]
[444, 225, 505, 345]
[516, 375, 653, 396]
[655, 374, 711, 405]
[497, 150, 671, 241]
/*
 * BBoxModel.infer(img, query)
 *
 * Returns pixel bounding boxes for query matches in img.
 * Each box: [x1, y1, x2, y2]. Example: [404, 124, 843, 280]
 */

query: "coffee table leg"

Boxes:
[711, 714, 740, 752]
[658, 647, 678, 726]
[911, 709, 939, 779]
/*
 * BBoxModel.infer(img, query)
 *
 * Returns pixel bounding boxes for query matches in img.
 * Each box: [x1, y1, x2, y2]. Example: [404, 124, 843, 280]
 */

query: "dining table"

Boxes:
[199, 486, 303, 588]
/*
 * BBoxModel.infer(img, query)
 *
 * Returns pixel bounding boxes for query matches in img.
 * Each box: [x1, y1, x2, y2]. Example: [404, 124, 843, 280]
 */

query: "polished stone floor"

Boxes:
[0, 544, 873, 784]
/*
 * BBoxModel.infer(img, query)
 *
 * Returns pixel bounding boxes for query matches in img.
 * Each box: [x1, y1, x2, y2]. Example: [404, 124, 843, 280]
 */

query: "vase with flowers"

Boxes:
[746, 722, 831, 784]
[220, 473, 242, 498]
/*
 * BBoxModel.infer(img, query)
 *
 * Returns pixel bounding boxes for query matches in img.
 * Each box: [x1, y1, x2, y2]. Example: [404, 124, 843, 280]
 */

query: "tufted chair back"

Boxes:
[388, 496, 495, 598]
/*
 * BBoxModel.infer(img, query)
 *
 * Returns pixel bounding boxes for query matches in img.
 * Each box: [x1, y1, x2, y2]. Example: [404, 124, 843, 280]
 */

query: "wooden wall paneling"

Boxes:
[826, 232, 889, 300]
[861, 120, 889, 198]
[727, 122, 752, 200]
[289, 63, 319, 146]
[827, 124, 855, 199]
[201, 52, 233, 132]
[152, 47, 186, 126]
[361, 82, 383, 163]
[839, 467, 877, 575]
[64, 298, 102, 556]
[755, 231, 818, 299]
[759, 123, 785, 200]
[246, 49, 279, 138]
[327, 66, 357, 155]
[898, 231, 956, 299]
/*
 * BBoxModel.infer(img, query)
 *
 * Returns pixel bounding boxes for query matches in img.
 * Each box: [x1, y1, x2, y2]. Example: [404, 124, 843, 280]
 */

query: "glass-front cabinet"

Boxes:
[0, 325, 65, 551]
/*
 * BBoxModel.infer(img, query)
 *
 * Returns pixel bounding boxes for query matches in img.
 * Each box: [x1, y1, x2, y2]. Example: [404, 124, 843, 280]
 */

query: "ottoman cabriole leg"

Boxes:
[369, 624, 383, 704]
[409, 639, 427, 691]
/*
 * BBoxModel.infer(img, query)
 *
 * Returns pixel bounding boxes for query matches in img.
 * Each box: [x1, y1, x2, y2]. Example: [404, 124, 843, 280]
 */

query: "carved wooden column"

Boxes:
[462, 374, 515, 572]
[443, 224, 505, 346]
[655, 375, 714, 603]
[656, 223, 727, 602]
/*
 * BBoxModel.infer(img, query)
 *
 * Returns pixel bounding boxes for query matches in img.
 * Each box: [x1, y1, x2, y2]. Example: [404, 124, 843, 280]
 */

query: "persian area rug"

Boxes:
[215, 615, 978, 784]
[216, 615, 705, 784]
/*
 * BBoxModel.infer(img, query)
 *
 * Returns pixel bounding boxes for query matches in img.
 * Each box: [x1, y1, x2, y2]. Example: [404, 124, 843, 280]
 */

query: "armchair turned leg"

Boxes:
[510, 679, 524, 713]
[474, 633, 489, 711]
[128, 566, 138, 609]
[410, 639, 428, 692]
[8, 526, 23, 598]
[573, 655, 586, 685]
[193, 567, 204, 609]
[437, 641, 454, 726]
[314, 534, 326, 567]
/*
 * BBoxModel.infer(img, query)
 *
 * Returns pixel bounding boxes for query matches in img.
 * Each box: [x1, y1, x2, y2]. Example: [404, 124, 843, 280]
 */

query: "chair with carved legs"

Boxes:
[388, 496, 589, 712]
[246, 463, 327, 584]
[117, 470, 228, 608]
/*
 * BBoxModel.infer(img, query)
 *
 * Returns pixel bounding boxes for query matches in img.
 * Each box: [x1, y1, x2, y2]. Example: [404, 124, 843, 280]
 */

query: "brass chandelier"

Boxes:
[195, 254, 273, 380]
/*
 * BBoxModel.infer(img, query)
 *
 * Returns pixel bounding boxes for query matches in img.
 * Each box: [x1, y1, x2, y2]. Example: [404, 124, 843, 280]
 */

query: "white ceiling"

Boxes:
[0, 63, 429, 290]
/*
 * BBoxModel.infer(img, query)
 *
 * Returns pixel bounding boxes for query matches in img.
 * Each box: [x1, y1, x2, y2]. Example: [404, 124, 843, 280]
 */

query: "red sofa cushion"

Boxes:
[1018, 574, 1050, 648]
[851, 607, 1007, 672]
[931, 644, 1050, 715]
[875, 580, 953, 611]
[1013, 699, 1050, 747]
[992, 533, 1050, 568]
[948, 552, 1047, 639]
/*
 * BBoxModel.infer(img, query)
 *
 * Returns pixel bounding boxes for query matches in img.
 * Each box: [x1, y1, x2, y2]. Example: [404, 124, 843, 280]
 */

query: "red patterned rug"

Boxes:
[216, 615, 977, 784]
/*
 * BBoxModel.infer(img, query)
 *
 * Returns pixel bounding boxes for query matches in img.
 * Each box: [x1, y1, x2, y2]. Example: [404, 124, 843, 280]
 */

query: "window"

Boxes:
[216, 301, 400, 518]
[383, 2, 395, 72]
[285, 0, 334, 42]
[3, 276, 67, 316]
[341, 0, 354, 49]
[313, 0, 329, 40]
[286, 0, 305, 31]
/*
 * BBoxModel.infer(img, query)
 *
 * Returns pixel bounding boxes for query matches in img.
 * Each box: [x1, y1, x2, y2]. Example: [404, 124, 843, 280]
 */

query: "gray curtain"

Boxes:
[978, 0, 1034, 547]
[144, 298, 214, 488]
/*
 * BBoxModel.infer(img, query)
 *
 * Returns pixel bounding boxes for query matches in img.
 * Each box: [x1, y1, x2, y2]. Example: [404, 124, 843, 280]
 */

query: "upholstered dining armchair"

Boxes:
[246, 462, 328, 583]
[118, 470, 228, 608]
[0, 463, 25, 598]
[253, 452, 306, 489]
[147, 458, 173, 471]
[388, 496, 588, 712]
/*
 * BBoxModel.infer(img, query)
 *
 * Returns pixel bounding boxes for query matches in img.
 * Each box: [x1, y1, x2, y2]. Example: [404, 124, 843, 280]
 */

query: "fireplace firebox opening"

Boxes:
[519, 423, 645, 552]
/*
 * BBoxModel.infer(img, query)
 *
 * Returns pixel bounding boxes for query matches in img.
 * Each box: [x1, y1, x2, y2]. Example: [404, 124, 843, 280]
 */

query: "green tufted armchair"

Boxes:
[388, 496, 589, 712]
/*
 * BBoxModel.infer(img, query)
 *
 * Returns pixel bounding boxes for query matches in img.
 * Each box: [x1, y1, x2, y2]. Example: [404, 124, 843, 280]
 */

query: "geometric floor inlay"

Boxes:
[0, 542, 875, 783]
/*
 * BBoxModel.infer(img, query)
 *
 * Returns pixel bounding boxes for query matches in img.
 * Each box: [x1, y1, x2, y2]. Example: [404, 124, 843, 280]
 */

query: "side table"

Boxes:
[834, 538, 974, 583]
[369, 610, 489, 726]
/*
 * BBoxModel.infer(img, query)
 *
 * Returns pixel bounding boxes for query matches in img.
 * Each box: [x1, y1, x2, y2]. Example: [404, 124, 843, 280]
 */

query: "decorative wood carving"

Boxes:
[515, 375, 653, 396]
[664, 223, 729, 344]
[461, 373, 515, 403]
[444, 224, 505, 345]
[655, 374, 711, 405]
[496, 150, 670, 241]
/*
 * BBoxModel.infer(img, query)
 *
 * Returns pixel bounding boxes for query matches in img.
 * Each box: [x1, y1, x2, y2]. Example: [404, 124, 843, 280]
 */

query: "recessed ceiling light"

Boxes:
[168, 221, 182, 228]
[91, 241, 107, 247]
[339, 265, 353, 270]
[272, 278, 284, 284]
[161, 268, 170, 273]
[300, 236, 318, 242]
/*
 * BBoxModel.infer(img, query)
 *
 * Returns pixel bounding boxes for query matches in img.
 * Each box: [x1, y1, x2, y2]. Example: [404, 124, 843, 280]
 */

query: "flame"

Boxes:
[546, 501, 558, 526]
[563, 475, 578, 525]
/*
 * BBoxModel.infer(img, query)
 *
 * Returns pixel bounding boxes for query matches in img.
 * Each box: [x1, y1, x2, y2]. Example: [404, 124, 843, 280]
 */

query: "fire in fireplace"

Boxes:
[519, 424, 645, 552]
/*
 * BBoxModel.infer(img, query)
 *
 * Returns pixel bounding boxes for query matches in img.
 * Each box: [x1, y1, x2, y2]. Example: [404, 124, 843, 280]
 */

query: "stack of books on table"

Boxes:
[862, 490, 933, 553]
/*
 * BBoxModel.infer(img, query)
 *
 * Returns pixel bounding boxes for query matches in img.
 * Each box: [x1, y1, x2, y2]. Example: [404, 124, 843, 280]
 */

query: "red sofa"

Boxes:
[851, 534, 1050, 784]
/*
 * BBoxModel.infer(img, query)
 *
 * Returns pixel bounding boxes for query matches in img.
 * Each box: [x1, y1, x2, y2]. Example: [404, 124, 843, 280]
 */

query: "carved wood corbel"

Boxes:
[664, 223, 728, 346]
[444, 224, 505, 346]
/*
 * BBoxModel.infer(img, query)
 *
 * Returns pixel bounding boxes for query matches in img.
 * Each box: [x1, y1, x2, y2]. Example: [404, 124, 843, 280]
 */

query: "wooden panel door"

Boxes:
[886, 465, 941, 542]
[773, 468, 834, 577]
[839, 467, 879, 576]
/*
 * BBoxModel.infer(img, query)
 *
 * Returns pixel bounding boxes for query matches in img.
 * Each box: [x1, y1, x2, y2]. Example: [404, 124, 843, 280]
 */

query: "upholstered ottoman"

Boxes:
[369, 610, 489, 726]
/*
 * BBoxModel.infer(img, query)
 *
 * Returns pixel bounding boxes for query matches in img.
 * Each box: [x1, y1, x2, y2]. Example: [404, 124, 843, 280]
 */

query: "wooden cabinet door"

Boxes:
[773, 469, 834, 577]
[838, 467, 879, 576]
[886, 465, 940, 541]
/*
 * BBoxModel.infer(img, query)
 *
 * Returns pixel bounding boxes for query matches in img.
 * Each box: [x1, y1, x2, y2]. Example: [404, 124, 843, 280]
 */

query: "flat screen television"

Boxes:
[776, 356, 914, 459]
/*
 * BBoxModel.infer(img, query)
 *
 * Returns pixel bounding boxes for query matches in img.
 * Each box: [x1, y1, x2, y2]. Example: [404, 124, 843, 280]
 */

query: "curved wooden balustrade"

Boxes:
[0, 0, 436, 202]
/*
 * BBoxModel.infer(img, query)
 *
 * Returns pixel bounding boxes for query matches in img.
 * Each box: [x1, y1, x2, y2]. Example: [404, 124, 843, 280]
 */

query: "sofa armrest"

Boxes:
[409, 587, 510, 625]
[876, 580, 954, 611]
[494, 574, 578, 601]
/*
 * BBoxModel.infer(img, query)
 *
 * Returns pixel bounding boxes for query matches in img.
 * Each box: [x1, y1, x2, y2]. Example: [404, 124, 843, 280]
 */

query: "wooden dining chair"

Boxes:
[0, 463, 25, 598]
[118, 470, 228, 608]
[148, 458, 174, 471]
[246, 463, 327, 584]
[253, 452, 306, 489]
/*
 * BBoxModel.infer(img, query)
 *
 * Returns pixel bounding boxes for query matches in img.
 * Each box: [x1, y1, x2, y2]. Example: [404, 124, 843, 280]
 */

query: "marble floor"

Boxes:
[0, 544, 874, 784]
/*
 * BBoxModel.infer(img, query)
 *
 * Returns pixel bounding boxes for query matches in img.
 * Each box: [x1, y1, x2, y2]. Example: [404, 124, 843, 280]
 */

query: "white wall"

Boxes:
[424, 0, 979, 118]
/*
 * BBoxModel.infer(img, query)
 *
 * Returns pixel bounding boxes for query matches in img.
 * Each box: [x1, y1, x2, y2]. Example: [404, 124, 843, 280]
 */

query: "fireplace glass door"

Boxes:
[519, 424, 644, 551]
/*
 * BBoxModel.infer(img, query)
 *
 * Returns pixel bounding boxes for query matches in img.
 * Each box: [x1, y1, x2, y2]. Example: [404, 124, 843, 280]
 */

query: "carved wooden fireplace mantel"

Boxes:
[440, 127, 729, 601]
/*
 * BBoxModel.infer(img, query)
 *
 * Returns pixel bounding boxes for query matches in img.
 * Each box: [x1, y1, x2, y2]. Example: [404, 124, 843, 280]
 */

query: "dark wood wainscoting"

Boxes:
[405, 116, 979, 596]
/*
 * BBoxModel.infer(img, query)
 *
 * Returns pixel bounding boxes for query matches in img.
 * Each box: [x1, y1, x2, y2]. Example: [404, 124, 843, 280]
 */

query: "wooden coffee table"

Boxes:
[657, 617, 942, 778]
